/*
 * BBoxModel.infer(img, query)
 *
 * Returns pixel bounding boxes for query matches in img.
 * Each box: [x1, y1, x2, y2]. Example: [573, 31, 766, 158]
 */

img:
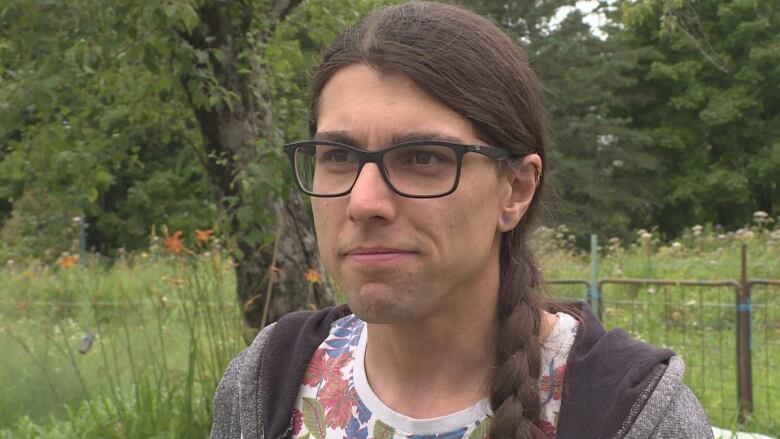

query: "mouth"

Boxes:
[343, 247, 416, 265]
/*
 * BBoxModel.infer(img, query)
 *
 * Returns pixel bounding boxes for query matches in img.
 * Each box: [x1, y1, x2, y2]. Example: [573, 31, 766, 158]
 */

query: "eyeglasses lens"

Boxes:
[293, 143, 458, 197]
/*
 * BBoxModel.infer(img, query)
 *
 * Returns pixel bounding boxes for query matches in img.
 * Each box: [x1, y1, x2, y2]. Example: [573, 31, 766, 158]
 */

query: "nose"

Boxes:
[345, 162, 398, 223]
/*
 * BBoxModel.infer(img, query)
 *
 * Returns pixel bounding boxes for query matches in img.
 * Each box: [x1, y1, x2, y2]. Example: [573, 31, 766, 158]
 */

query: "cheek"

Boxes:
[435, 190, 502, 254]
[449, 175, 503, 233]
[311, 200, 341, 258]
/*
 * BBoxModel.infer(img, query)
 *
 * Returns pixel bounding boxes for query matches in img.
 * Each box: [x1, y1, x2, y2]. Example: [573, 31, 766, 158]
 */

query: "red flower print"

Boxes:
[320, 376, 356, 429]
[291, 408, 303, 435]
[540, 364, 566, 401]
[536, 419, 557, 438]
[303, 350, 351, 387]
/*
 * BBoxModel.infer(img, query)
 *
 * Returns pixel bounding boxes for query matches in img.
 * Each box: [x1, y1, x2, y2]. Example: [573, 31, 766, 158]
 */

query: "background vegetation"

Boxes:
[1, 223, 778, 437]
[0, 0, 778, 437]
[1, 0, 777, 262]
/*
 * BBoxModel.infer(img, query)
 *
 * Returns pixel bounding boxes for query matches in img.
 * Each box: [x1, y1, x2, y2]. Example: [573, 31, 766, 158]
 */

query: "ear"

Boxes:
[497, 154, 541, 232]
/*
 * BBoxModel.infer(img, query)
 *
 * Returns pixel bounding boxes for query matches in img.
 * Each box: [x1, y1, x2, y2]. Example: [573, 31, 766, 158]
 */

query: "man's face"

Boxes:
[312, 64, 524, 324]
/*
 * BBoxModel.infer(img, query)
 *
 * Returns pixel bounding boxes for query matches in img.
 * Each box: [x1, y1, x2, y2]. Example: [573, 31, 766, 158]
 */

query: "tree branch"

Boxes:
[270, 0, 306, 23]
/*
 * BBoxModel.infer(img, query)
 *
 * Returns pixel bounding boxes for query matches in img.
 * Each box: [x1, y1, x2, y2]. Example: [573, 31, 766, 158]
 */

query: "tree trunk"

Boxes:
[181, 0, 334, 333]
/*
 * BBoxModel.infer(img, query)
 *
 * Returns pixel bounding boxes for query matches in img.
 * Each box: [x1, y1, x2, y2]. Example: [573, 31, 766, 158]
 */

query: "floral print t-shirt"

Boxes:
[292, 312, 579, 439]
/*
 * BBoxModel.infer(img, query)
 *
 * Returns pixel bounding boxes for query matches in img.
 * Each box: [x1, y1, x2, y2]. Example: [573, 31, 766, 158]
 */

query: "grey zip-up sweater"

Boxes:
[210, 304, 713, 439]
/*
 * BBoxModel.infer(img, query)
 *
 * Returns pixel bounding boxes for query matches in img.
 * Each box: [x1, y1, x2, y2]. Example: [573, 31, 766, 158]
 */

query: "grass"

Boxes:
[0, 222, 778, 437]
[0, 250, 243, 438]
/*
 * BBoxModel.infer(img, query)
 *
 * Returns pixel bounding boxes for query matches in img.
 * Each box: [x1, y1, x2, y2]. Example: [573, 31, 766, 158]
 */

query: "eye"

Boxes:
[400, 147, 451, 166]
[318, 147, 355, 164]
[410, 151, 439, 165]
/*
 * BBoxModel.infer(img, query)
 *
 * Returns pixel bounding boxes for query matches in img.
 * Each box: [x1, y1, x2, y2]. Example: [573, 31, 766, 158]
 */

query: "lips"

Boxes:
[342, 246, 415, 266]
[345, 247, 410, 255]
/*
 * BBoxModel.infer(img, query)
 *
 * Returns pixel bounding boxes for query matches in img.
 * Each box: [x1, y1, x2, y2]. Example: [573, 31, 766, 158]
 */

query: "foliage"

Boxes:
[1, 0, 778, 259]
[0, 0, 212, 260]
[614, 0, 780, 235]
[465, 0, 657, 240]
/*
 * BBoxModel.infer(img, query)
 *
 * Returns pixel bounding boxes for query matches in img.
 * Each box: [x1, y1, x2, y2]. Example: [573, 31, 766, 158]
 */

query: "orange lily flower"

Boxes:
[304, 269, 323, 285]
[195, 229, 213, 244]
[164, 231, 184, 254]
[57, 254, 79, 268]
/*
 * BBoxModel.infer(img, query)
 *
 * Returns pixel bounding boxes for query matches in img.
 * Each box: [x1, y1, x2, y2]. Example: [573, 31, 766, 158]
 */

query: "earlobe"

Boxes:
[497, 154, 541, 232]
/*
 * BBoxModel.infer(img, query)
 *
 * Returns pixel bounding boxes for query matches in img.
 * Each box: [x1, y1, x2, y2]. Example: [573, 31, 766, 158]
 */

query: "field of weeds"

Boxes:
[1, 222, 778, 437]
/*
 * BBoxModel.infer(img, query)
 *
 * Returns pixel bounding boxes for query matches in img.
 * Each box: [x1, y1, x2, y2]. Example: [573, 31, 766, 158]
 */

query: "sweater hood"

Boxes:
[556, 304, 674, 438]
[262, 305, 351, 439]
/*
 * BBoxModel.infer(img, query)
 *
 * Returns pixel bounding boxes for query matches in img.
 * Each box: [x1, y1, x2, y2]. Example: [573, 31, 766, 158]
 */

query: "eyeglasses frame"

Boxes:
[283, 139, 515, 198]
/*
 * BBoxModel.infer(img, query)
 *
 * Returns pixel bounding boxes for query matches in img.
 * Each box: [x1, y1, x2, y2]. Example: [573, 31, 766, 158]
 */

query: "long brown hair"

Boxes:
[308, 2, 550, 437]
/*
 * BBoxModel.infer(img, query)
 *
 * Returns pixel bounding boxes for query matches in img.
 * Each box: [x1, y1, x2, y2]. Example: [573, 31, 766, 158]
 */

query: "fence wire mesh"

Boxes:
[1, 260, 777, 434]
[749, 282, 780, 421]
[547, 278, 779, 429]
[601, 281, 740, 425]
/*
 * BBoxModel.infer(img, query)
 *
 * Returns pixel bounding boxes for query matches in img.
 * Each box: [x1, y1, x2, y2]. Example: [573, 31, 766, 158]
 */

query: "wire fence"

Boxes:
[546, 244, 779, 429]
[1, 243, 777, 432]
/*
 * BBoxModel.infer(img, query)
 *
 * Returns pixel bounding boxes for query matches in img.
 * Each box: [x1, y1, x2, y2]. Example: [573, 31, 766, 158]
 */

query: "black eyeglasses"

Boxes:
[283, 139, 513, 198]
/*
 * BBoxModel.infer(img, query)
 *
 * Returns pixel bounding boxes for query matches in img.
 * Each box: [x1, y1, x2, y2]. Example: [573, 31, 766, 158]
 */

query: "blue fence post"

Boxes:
[589, 234, 601, 321]
[737, 244, 753, 423]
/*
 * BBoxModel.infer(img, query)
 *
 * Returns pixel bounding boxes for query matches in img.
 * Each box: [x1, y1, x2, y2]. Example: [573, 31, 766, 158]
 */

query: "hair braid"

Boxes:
[489, 237, 545, 438]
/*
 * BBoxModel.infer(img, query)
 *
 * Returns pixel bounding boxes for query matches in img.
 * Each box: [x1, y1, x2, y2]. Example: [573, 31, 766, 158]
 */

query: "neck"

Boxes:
[362, 288, 499, 418]
[360, 296, 559, 420]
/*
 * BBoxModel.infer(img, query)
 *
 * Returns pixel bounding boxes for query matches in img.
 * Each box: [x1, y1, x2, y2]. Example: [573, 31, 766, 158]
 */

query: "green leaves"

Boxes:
[468, 418, 491, 439]
[301, 397, 327, 439]
[372, 419, 395, 439]
[0, 0, 213, 258]
[616, 0, 780, 233]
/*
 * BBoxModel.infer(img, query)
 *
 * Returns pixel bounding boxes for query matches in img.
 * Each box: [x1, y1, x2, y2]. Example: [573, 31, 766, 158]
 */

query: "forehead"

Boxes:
[316, 64, 480, 147]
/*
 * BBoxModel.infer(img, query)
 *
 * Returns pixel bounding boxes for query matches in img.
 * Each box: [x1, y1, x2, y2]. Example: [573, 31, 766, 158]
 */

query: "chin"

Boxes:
[346, 284, 421, 323]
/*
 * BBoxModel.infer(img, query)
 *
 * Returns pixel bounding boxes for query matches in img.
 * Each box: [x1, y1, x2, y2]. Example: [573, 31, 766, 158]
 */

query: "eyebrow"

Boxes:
[313, 130, 468, 148]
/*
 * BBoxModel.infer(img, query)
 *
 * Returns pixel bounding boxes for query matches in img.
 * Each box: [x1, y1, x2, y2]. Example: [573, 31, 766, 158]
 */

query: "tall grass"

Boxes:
[0, 250, 242, 438]
[0, 220, 778, 437]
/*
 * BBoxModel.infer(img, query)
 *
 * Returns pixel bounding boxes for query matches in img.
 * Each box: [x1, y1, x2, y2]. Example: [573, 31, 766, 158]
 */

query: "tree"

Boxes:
[617, 0, 780, 234]
[470, 0, 655, 240]
[0, 0, 212, 260]
[1, 0, 403, 329]
[171, 0, 400, 329]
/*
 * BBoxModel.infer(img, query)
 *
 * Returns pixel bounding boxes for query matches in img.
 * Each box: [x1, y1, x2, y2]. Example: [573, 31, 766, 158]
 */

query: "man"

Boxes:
[211, 3, 712, 438]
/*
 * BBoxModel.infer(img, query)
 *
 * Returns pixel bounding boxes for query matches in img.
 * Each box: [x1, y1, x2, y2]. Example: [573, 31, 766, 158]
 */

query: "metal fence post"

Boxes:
[589, 234, 601, 320]
[78, 194, 95, 354]
[738, 244, 753, 423]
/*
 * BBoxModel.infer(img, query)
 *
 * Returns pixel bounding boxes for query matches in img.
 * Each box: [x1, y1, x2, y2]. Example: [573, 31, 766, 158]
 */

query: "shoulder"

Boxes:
[210, 322, 277, 439]
[210, 305, 352, 439]
[623, 356, 713, 438]
[557, 303, 710, 438]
